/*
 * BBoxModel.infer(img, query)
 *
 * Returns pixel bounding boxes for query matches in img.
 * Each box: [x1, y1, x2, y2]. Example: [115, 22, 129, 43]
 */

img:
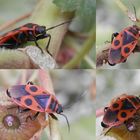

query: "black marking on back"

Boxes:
[122, 31, 136, 46]
[130, 97, 140, 105]
[14, 32, 27, 42]
[120, 112, 127, 118]
[121, 99, 135, 110]
[124, 47, 130, 53]
[34, 94, 50, 109]
[128, 27, 139, 36]
[110, 48, 122, 61]
[25, 98, 32, 106]
[114, 40, 120, 46]
[16, 97, 21, 101]
[4, 38, 17, 44]
[49, 98, 57, 111]
[29, 86, 38, 92]
[112, 103, 119, 109]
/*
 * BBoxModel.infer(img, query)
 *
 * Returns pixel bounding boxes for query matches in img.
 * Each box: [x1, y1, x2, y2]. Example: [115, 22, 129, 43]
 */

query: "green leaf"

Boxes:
[53, 0, 95, 32]
[76, 0, 95, 31]
[53, 0, 78, 12]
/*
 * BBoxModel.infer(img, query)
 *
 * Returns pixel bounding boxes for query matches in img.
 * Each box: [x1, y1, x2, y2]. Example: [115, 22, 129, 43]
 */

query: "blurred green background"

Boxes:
[97, 0, 140, 69]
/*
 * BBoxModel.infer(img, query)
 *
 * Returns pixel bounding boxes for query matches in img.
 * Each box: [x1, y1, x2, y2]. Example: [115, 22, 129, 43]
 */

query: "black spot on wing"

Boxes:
[114, 40, 120, 46]
[124, 47, 130, 53]
[30, 86, 38, 92]
[34, 94, 50, 109]
[112, 103, 119, 109]
[122, 31, 136, 46]
[120, 112, 127, 118]
[24, 98, 32, 106]
[121, 99, 135, 110]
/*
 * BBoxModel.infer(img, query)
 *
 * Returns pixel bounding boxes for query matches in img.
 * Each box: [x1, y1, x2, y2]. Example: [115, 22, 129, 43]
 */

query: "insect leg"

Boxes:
[7, 106, 30, 113]
[26, 112, 40, 122]
[49, 113, 58, 120]
[111, 32, 119, 43]
[18, 107, 31, 113]
[28, 31, 44, 53]
[45, 34, 52, 56]
[34, 39, 44, 53]
[108, 61, 116, 66]
[36, 34, 52, 56]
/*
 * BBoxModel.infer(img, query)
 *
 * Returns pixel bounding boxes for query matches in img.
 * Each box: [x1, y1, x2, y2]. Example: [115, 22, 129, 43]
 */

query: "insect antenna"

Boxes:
[45, 20, 71, 32]
[63, 90, 88, 110]
[60, 113, 70, 132]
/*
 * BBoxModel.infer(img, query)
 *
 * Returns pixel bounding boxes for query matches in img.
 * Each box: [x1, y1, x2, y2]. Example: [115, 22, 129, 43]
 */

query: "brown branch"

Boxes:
[0, 12, 32, 32]
[96, 44, 110, 68]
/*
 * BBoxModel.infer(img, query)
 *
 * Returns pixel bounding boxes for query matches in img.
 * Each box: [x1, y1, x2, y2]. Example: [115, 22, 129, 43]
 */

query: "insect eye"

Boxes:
[104, 107, 108, 112]
[36, 26, 46, 34]
[56, 105, 63, 114]
[101, 122, 109, 128]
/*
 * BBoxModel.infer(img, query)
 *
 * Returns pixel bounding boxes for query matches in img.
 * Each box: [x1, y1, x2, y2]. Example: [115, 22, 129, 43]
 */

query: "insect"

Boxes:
[6, 82, 70, 131]
[108, 25, 140, 66]
[101, 94, 140, 131]
[0, 21, 70, 55]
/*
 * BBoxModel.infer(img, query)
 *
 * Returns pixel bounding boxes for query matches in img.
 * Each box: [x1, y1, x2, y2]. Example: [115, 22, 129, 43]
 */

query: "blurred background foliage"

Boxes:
[0, 0, 95, 69]
[97, 0, 140, 69]
[0, 70, 95, 140]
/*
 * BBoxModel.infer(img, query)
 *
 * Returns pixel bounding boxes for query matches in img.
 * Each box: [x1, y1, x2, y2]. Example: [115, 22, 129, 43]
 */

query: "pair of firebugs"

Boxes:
[101, 94, 140, 132]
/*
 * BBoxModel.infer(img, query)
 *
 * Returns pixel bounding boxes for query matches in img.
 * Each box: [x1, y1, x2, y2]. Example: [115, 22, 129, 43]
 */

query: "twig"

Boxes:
[68, 30, 89, 40]
[63, 29, 95, 69]
[96, 45, 110, 68]
[0, 12, 31, 32]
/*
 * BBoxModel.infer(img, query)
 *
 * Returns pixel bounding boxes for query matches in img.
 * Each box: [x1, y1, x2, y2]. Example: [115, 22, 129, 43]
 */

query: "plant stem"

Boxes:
[63, 28, 95, 69]
[0, 12, 31, 31]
